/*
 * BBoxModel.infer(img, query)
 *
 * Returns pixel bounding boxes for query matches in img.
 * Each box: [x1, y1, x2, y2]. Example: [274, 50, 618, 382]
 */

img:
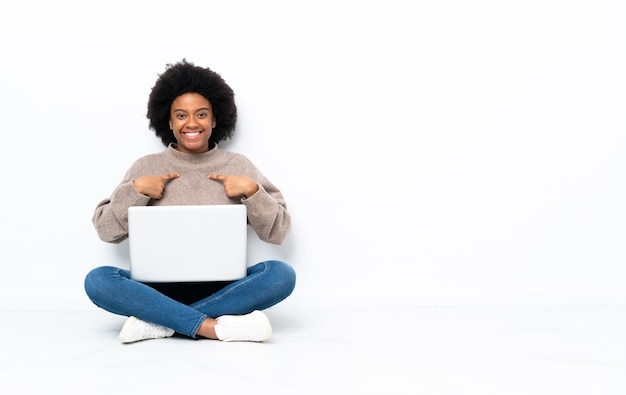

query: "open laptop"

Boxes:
[127, 204, 248, 282]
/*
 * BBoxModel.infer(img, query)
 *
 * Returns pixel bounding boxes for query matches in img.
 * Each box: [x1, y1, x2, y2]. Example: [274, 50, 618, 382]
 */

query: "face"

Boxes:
[169, 92, 216, 154]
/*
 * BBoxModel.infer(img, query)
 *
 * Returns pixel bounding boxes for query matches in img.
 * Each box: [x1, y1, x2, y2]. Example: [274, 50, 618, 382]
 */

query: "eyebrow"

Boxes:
[172, 107, 211, 113]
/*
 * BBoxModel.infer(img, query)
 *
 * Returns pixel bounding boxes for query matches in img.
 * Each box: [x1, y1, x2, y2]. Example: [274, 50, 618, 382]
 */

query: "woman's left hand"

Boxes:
[208, 173, 259, 198]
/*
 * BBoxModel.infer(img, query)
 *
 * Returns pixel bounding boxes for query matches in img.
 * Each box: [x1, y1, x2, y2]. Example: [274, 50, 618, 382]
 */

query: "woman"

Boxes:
[84, 59, 296, 344]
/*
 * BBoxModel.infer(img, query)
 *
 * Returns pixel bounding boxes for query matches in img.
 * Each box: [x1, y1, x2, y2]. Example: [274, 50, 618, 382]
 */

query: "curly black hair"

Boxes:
[147, 59, 237, 147]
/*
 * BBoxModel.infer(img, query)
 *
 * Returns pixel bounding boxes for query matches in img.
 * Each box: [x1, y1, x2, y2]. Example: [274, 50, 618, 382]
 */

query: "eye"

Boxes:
[176, 113, 186, 120]
[197, 112, 208, 118]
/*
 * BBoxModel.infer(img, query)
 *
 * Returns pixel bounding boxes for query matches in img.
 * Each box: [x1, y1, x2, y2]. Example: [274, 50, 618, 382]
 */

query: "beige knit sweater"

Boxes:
[93, 144, 290, 245]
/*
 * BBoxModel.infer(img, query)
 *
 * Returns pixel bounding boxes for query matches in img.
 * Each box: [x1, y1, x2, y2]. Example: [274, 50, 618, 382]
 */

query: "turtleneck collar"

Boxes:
[166, 142, 220, 163]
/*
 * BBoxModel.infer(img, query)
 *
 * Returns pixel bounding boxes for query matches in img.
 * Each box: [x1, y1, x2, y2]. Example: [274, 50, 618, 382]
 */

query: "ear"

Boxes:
[212, 117, 217, 128]
[169, 119, 173, 130]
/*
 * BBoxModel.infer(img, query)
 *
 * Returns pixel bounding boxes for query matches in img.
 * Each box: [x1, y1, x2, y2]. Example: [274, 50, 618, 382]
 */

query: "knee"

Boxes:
[84, 266, 121, 303]
[267, 260, 296, 297]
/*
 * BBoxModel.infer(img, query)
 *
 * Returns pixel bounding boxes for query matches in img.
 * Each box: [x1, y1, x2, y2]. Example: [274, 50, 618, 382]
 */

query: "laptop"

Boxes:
[127, 204, 248, 282]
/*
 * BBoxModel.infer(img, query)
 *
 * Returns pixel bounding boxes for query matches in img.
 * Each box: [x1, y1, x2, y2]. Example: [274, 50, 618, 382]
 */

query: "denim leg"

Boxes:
[84, 266, 207, 337]
[190, 260, 296, 318]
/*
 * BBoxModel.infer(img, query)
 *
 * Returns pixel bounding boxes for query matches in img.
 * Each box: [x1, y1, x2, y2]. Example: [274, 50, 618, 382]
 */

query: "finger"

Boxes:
[208, 173, 226, 181]
[161, 172, 180, 181]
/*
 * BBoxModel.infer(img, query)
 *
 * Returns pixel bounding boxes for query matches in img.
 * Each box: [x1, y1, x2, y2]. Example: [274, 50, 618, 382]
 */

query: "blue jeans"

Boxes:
[84, 261, 296, 338]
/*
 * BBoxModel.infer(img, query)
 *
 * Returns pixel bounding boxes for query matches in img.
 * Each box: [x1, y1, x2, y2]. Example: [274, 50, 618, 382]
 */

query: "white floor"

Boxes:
[1, 298, 625, 395]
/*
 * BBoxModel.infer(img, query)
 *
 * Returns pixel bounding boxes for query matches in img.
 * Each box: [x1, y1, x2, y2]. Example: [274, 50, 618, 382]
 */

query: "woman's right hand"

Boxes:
[132, 173, 180, 199]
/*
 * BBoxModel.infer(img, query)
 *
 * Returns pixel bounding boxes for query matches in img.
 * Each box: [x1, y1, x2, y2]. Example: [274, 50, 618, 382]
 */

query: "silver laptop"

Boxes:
[127, 205, 248, 282]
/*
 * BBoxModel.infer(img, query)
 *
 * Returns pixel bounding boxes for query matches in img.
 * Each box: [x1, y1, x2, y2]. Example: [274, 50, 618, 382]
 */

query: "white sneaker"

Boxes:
[119, 316, 175, 344]
[214, 310, 272, 342]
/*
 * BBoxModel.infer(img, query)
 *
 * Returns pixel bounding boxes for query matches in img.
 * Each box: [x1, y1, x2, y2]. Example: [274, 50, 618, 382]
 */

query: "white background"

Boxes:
[1, 0, 624, 309]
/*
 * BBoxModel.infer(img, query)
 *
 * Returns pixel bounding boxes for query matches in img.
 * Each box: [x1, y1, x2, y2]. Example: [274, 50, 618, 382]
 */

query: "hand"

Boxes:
[208, 173, 259, 198]
[133, 172, 180, 199]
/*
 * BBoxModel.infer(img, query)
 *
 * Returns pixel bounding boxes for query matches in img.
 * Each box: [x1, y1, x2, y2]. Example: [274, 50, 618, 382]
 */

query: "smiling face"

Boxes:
[169, 92, 217, 154]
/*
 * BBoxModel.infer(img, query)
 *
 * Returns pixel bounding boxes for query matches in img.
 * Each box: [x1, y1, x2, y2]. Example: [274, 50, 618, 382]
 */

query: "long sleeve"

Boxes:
[243, 181, 291, 245]
[92, 179, 151, 244]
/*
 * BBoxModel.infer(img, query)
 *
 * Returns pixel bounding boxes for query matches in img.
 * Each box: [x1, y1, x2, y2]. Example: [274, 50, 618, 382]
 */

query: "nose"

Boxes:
[185, 117, 200, 129]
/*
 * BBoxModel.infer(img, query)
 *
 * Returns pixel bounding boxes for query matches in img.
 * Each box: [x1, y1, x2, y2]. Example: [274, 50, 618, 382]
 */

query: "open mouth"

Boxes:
[183, 131, 201, 138]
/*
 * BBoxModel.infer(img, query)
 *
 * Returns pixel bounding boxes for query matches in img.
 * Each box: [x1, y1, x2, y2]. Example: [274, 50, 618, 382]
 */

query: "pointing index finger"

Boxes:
[161, 172, 180, 181]
[208, 173, 226, 181]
